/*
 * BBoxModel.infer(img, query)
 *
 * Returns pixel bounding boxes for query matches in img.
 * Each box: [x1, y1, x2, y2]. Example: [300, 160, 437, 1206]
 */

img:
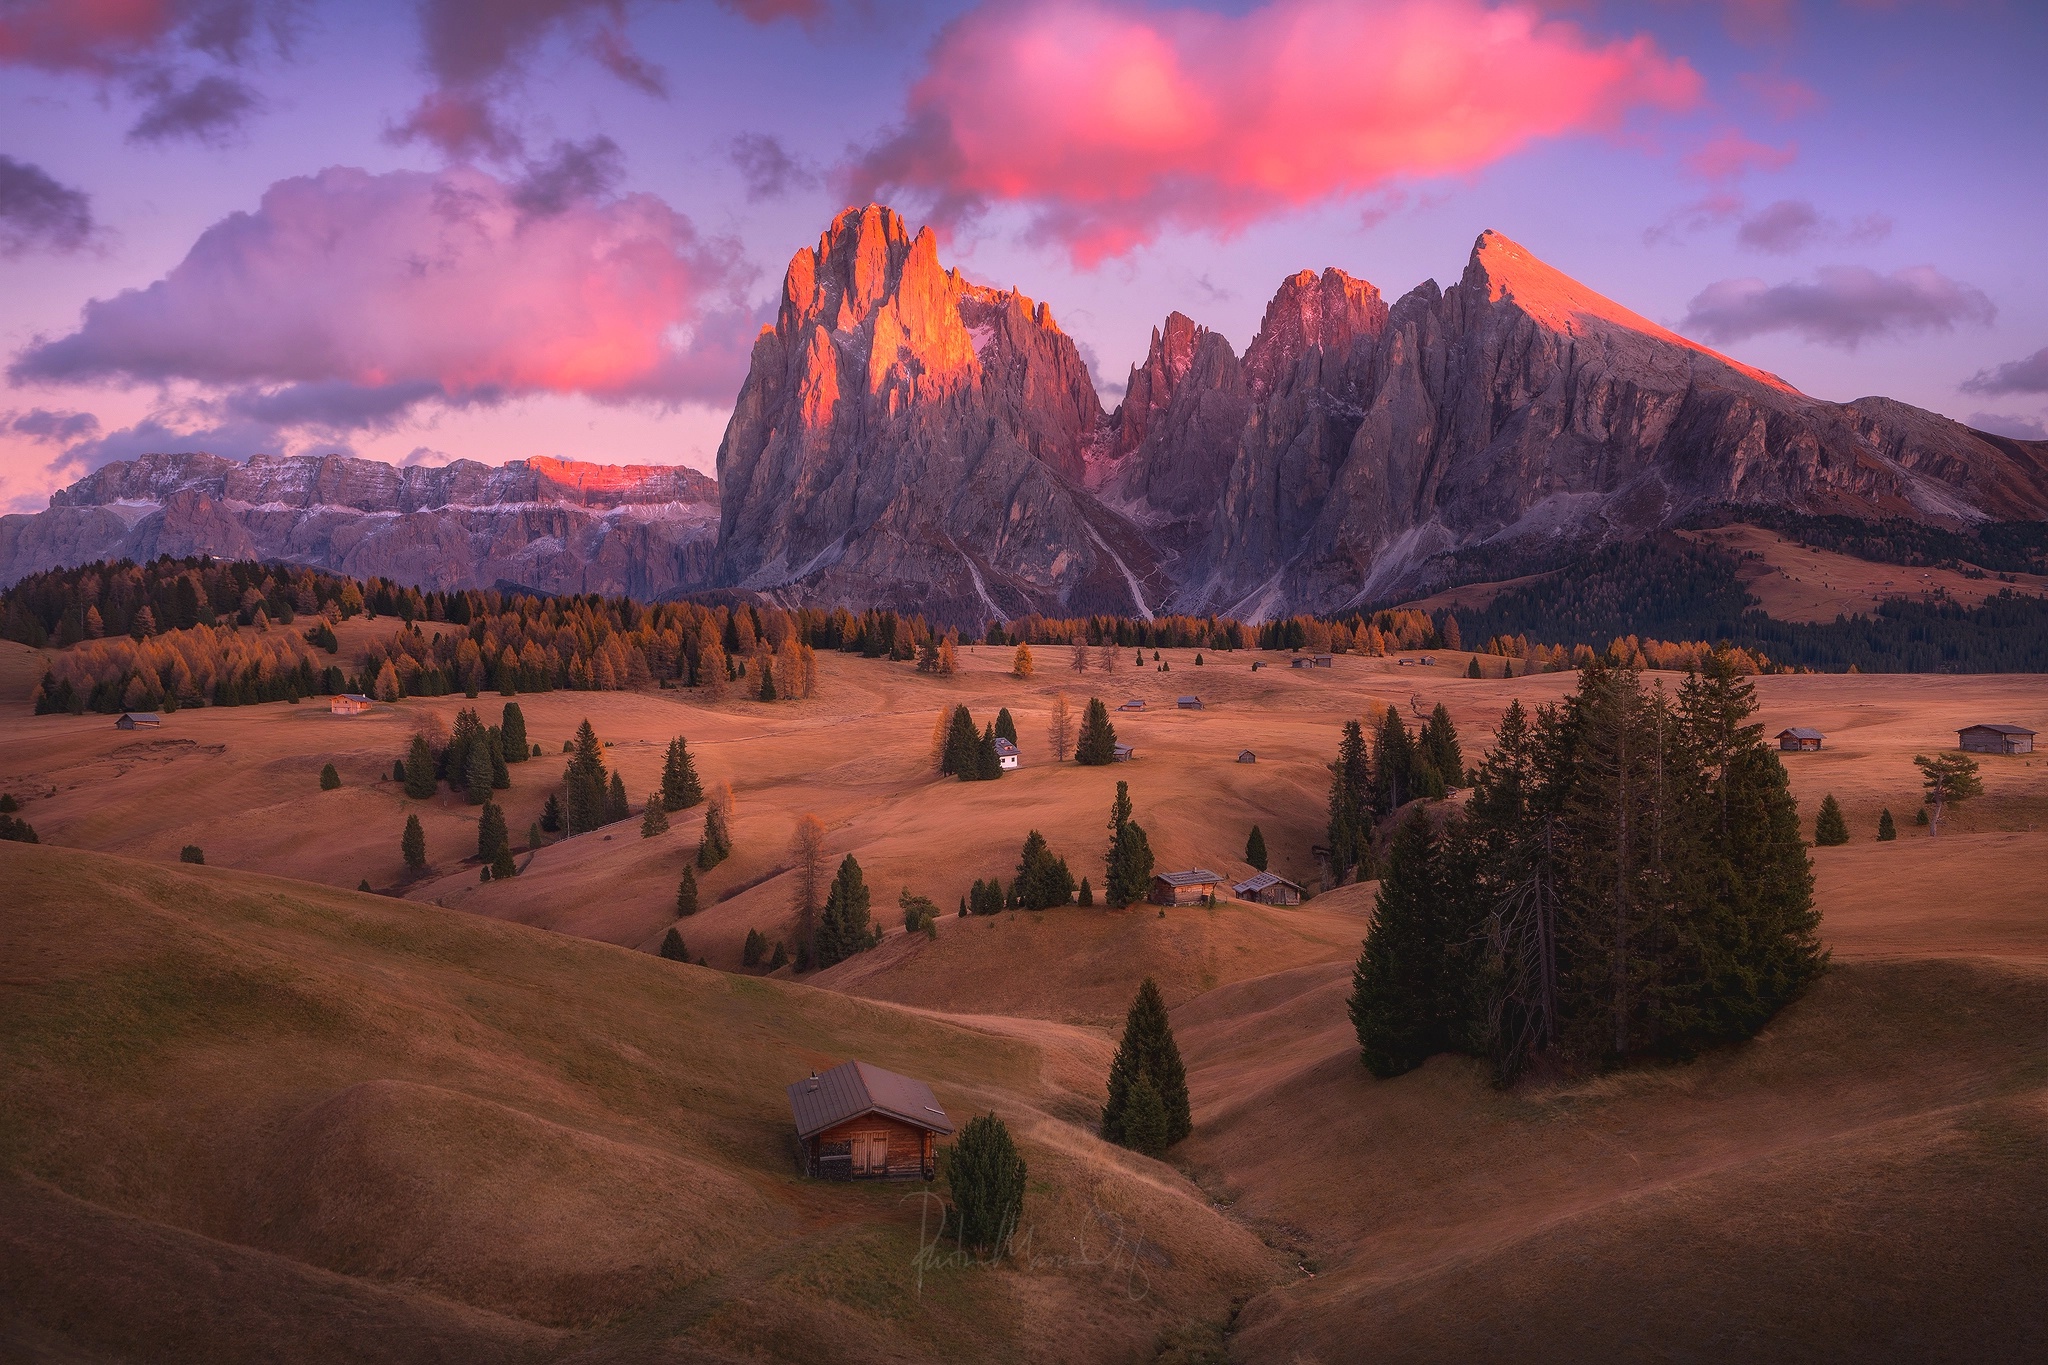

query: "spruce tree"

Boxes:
[1877, 808, 1897, 841]
[1348, 810, 1479, 1077]
[539, 792, 563, 833]
[1373, 707, 1414, 814]
[676, 866, 699, 916]
[1813, 794, 1849, 846]
[641, 801, 670, 837]
[1077, 877, 1094, 907]
[563, 720, 607, 834]
[402, 813, 427, 872]
[742, 927, 766, 966]
[975, 727, 1003, 780]
[1119, 1074, 1171, 1158]
[404, 734, 438, 799]
[815, 854, 877, 967]
[1424, 702, 1464, 789]
[758, 666, 777, 701]
[660, 736, 704, 810]
[1104, 781, 1155, 908]
[1327, 720, 1370, 881]
[942, 705, 981, 778]
[1245, 824, 1268, 871]
[463, 741, 493, 805]
[1100, 978, 1191, 1149]
[477, 799, 510, 865]
[947, 1113, 1026, 1252]
[605, 773, 630, 824]
[697, 802, 731, 870]
[1014, 830, 1076, 909]
[500, 702, 528, 761]
[319, 762, 341, 790]
[491, 842, 518, 880]
[995, 708, 1018, 744]
[768, 940, 788, 970]
[488, 730, 509, 789]
[659, 927, 688, 961]
[1074, 698, 1118, 765]
[1468, 657, 1482, 679]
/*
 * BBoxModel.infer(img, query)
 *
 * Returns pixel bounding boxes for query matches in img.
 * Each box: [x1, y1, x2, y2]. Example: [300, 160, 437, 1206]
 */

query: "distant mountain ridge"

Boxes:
[2, 452, 719, 597]
[8, 207, 2046, 617]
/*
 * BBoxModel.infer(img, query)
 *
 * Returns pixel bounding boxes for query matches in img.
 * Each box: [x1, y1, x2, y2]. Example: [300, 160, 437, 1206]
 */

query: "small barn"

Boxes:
[1233, 871, 1303, 906]
[1290, 657, 1313, 669]
[330, 693, 373, 716]
[1151, 868, 1221, 906]
[1118, 698, 1147, 711]
[1112, 741, 1135, 762]
[1958, 723, 2036, 755]
[1776, 727, 1824, 752]
[993, 736, 1020, 770]
[114, 712, 161, 730]
[1177, 696, 1203, 710]
[1237, 750, 1256, 763]
[1313, 654, 1333, 668]
[787, 1060, 952, 1181]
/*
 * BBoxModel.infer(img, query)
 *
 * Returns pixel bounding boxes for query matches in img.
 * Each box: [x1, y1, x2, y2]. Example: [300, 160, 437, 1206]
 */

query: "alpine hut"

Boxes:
[114, 712, 161, 730]
[1776, 727, 1824, 752]
[993, 736, 1020, 770]
[1958, 723, 2036, 755]
[787, 1060, 952, 1180]
[1233, 871, 1304, 906]
[1151, 869, 1222, 906]
[330, 693, 374, 716]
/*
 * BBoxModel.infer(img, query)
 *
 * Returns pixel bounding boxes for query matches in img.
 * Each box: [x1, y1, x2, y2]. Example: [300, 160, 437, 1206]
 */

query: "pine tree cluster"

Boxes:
[938, 705, 1006, 781]
[1103, 781, 1155, 908]
[1347, 652, 1824, 1083]
[1012, 830, 1076, 909]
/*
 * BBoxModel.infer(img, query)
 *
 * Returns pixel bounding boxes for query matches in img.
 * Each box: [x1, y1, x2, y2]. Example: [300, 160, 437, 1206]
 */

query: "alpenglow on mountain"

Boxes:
[8, 204, 2046, 617]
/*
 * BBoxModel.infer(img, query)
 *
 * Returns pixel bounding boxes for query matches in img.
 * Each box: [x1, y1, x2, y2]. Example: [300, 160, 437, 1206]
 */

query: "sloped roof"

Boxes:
[1177, 696, 1200, 704]
[1960, 723, 2036, 735]
[786, 1060, 953, 1140]
[338, 693, 372, 703]
[1777, 727, 1825, 740]
[993, 737, 1019, 756]
[1233, 871, 1303, 896]
[1155, 868, 1221, 887]
[119, 712, 161, 723]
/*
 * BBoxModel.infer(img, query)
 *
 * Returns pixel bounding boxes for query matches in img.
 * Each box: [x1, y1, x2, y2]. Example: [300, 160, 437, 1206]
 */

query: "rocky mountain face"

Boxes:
[0, 452, 719, 597]
[714, 204, 1164, 621]
[11, 211, 2045, 621]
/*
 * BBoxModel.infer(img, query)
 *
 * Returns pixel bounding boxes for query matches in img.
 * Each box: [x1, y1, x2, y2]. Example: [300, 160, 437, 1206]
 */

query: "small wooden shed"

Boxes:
[1118, 698, 1147, 711]
[1290, 657, 1313, 669]
[1112, 741, 1135, 762]
[1958, 723, 2036, 755]
[1313, 654, 1334, 668]
[114, 712, 161, 730]
[330, 693, 373, 716]
[1776, 727, 1824, 752]
[1177, 695, 1203, 709]
[1237, 750, 1256, 763]
[1151, 868, 1221, 906]
[1233, 871, 1304, 906]
[787, 1060, 952, 1181]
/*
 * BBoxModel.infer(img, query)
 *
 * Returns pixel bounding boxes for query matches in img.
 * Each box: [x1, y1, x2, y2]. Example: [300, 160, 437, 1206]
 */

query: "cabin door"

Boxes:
[852, 1131, 888, 1175]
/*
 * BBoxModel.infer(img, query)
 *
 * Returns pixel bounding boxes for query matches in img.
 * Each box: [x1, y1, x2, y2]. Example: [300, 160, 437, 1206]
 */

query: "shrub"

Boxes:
[946, 1114, 1026, 1253]
[180, 845, 205, 864]
[901, 888, 941, 934]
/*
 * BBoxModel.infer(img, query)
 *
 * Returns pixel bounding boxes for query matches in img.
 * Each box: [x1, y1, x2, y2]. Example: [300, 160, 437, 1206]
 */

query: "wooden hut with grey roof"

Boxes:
[787, 1060, 953, 1180]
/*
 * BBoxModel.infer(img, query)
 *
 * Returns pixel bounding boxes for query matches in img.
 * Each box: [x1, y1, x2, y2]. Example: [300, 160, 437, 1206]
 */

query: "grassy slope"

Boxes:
[1172, 826, 2048, 1363]
[0, 842, 1275, 1364]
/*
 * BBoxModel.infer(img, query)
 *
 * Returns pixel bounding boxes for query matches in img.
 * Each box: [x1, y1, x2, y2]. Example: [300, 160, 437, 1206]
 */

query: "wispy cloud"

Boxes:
[1961, 346, 2048, 397]
[1681, 265, 1995, 349]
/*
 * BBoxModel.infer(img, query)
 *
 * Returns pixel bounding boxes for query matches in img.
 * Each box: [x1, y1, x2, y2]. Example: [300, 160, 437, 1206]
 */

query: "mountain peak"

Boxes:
[1462, 229, 1798, 394]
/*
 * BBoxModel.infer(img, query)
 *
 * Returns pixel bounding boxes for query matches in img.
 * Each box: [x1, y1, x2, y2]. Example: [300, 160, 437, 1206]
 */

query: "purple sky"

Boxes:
[2, 0, 2044, 513]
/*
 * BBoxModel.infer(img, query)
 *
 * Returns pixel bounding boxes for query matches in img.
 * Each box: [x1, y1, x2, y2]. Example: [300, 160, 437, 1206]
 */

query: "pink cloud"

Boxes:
[853, 0, 1703, 265]
[0, 0, 180, 74]
[11, 164, 756, 408]
[1682, 129, 1797, 181]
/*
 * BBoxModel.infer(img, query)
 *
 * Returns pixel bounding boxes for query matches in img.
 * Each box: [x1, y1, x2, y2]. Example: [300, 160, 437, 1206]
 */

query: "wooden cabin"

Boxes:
[1151, 868, 1222, 906]
[1958, 723, 2036, 755]
[1313, 654, 1334, 668]
[1233, 871, 1303, 906]
[330, 693, 373, 716]
[114, 712, 161, 730]
[993, 736, 1020, 770]
[787, 1060, 952, 1181]
[1776, 727, 1824, 752]
[1177, 696, 1203, 710]
[1118, 698, 1146, 711]
[1290, 656, 1313, 669]
[1237, 750, 1256, 763]
[1112, 741, 1135, 762]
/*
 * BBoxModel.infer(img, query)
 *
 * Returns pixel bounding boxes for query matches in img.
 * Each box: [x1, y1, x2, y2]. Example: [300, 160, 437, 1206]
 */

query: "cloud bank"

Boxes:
[853, 0, 1701, 264]
[1681, 265, 1995, 349]
[10, 164, 758, 420]
[0, 155, 96, 256]
[1961, 346, 2048, 397]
